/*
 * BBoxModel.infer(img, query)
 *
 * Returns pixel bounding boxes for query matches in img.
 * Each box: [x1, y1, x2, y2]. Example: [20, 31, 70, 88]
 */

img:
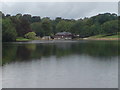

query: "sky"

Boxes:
[0, 2, 118, 19]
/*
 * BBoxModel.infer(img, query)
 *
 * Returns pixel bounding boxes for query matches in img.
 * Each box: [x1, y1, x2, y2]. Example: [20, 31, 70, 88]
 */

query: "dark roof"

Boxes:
[56, 32, 72, 35]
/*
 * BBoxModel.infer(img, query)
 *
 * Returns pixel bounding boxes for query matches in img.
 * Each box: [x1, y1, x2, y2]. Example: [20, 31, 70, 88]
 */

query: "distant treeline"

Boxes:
[1, 11, 119, 42]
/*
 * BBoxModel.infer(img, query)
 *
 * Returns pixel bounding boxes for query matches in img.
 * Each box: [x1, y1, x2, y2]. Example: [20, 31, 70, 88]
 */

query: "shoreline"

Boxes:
[16, 38, 120, 42]
[3, 38, 120, 43]
[82, 38, 120, 41]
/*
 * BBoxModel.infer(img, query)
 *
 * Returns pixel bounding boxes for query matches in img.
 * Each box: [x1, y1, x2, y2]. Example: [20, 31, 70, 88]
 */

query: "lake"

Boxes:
[2, 40, 119, 88]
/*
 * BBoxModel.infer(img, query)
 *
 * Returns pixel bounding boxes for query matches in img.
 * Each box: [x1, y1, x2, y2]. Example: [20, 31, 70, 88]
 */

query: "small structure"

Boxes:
[42, 36, 51, 40]
[73, 34, 80, 38]
[54, 32, 73, 40]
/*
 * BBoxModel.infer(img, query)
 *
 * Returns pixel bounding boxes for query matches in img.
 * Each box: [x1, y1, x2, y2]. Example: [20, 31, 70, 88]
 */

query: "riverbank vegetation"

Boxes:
[1, 11, 119, 42]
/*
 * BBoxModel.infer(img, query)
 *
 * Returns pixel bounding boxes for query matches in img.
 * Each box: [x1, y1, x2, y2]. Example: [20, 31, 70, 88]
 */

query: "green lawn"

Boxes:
[88, 35, 106, 38]
[88, 34, 120, 38]
[16, 37, 31, 41]
[105, 35, 120, 38]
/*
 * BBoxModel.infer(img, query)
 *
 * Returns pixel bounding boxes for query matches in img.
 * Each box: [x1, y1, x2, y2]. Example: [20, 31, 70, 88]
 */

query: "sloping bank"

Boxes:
[83, 38, 119, 40]
[82, 34, 120, 40]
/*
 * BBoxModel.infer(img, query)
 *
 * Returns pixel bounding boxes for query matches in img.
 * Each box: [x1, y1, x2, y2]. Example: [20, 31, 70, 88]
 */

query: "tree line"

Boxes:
[1, 11, 119, 42]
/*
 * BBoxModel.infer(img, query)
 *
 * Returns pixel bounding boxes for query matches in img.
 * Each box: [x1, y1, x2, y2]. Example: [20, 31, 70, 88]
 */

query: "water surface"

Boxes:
[2, 40, 119, 88]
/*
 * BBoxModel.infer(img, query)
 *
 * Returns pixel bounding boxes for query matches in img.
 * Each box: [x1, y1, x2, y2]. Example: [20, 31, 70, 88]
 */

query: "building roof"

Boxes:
[55, 32, 72, 36]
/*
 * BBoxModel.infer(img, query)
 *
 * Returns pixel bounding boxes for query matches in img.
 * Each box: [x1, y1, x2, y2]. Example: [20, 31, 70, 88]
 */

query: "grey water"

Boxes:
[2, 40, 119, 88]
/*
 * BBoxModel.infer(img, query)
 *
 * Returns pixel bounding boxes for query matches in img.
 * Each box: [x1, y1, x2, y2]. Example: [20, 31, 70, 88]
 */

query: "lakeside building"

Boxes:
[54, 32, 73, 40]
[42, 36, 51, 40]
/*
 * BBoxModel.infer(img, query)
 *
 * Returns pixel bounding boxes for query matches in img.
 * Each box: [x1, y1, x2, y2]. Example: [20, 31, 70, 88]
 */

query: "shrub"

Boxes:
[24, 32, 36, 39]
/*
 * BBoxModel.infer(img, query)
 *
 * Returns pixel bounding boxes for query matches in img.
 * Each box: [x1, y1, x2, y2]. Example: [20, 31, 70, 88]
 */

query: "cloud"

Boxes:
[1, 2, 118, 19]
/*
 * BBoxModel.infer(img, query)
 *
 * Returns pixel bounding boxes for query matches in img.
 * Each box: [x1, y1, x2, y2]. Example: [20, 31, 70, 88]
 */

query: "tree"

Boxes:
[2, 18, 17, 42]
[31, 16, 41, 23]
[70, 20, 83, 34]
[11, 16, 32, 37]
[25, 32, 36, 39]
[90, 24, 102, 35]
[55, 17, 62, 23]
[102, 20, 118, 35]
[6, 14, 11, 17]
[91, 13, 117, 24]
[56, 20, 74, 32]
[41, 17, 52, 36]
[23, 14, 32, 23]
[31, 22, 44, 37]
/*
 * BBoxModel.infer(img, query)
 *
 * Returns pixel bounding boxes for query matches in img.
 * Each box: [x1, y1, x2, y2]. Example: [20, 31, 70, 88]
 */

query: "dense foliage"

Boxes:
[2, 18, 17, 42]
[1, 11, 119, 42]
[25, 32, 36, 39]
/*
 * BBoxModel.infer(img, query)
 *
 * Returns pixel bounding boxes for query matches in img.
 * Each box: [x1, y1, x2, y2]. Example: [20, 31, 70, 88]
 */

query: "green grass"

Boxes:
[88, 35, 106, 38]
[105, 35, 120, 38]
[88, 34, 120, 38]
[16, 37, 31, 42]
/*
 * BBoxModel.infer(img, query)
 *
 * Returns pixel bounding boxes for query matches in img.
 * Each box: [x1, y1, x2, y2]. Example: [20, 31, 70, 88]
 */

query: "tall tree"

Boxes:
[31, 22, 44, 37]
[2, 18, 17, 42]
[41, 17, 52, 36]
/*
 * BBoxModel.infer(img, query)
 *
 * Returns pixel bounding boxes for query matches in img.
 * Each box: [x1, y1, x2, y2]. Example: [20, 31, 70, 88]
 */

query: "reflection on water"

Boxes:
[2, 40, 119, 88]
[2, 40, 119, 65]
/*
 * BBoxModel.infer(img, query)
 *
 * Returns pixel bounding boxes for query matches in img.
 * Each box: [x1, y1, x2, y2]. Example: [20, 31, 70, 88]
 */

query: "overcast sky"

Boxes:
[1, 2, 118, 19]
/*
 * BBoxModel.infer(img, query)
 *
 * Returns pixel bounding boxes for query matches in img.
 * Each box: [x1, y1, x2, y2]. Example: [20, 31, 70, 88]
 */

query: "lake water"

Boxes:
[2, 40, 119, 88]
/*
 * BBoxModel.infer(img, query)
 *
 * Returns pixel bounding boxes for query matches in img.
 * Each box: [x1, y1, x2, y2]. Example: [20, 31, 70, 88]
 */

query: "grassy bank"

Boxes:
[16, 37, 32, 42]
[16, 37, 43, 42]
[85, 34, 120, 40]
[88, 34, 120, 38]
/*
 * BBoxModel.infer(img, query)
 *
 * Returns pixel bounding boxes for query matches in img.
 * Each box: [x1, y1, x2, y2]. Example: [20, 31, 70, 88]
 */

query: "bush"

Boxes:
[24, 32, 36, 39]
